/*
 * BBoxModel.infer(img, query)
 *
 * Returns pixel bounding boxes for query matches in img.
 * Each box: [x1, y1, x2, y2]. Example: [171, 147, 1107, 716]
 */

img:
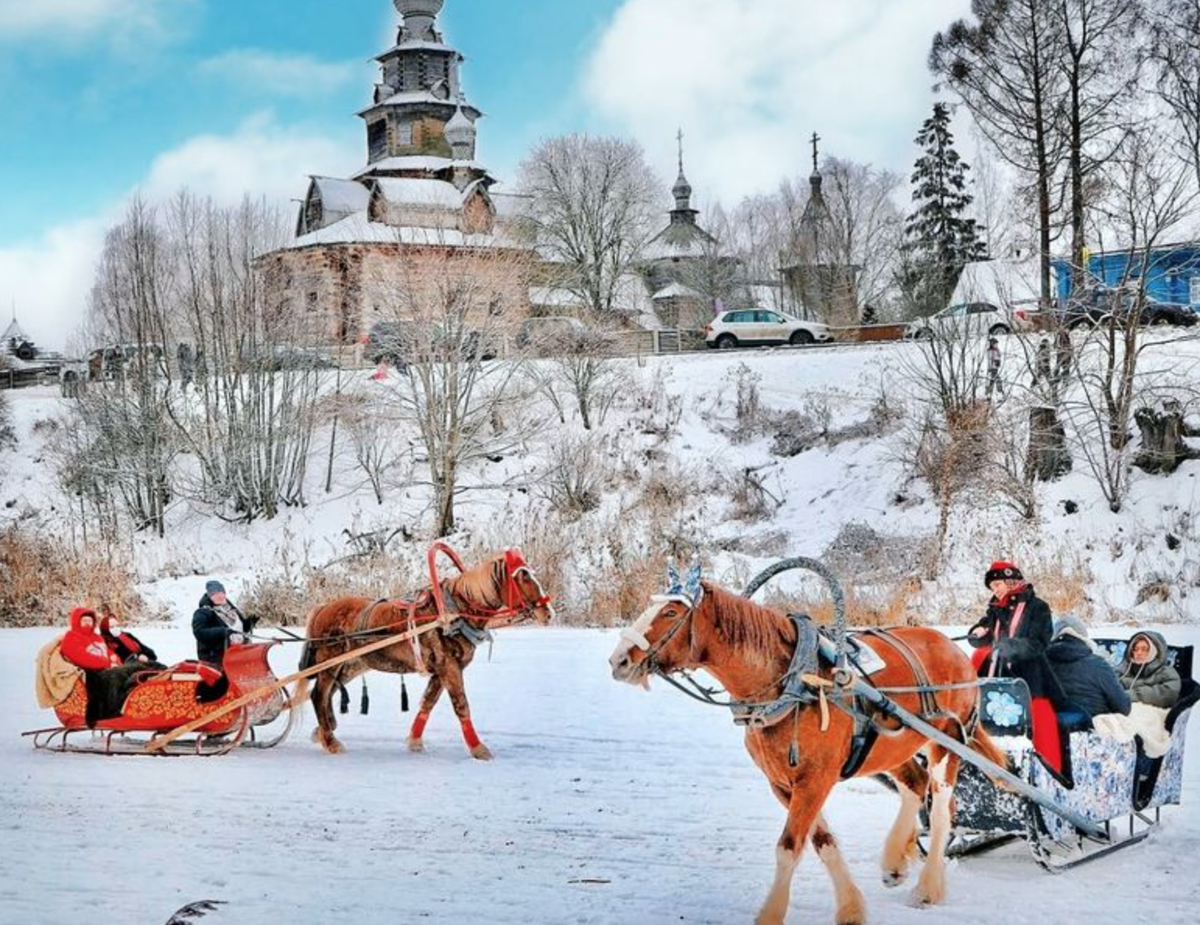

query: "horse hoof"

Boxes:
[837, 916, 865, 925]
[882, 868, 906, 888]
[407, 737, 425, 753]
[910, 882, 944, 907]
[470, 743, 494, 761]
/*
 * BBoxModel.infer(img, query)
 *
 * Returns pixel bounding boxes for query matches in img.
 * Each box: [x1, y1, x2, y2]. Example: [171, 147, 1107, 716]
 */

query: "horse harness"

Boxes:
[643, 608, 975, 780]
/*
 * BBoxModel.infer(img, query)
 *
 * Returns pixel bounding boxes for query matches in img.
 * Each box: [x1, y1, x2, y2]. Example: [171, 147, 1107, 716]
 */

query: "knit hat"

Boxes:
[984, 561, 1023, 588]
[1054, 615, 1092, 646]
[205, 580, 226, 597]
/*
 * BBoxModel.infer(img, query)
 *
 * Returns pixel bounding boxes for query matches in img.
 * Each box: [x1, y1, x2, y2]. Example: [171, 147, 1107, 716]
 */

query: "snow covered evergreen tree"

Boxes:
[899, 103, 988, 316]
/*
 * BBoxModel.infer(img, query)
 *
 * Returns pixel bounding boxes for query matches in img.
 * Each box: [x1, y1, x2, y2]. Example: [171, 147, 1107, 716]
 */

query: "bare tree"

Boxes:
[343, 388, 413, 506]
[932, 0, 1069, 305]
[1050, 0, 1143, 289]
[1062, 132, 1198, 511]
[369, 237, 538, 537]
[167, 193, 320, 522]
[527, 332, 622, 432]
[518, 134, 665, 321]
[81, 196, 177, 536]
[1148, 0, 1200, 187]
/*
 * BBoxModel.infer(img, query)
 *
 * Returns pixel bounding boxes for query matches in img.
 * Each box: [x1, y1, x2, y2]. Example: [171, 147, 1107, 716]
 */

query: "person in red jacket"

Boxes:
[59, 607, 146, 726]
[99, 609, 161, 667]
[60, 608, 120, 671]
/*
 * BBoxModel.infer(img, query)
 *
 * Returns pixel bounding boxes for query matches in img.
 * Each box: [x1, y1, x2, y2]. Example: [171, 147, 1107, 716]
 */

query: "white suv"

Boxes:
[906, 301, 1039, 340]
[706, 309, 833, 349]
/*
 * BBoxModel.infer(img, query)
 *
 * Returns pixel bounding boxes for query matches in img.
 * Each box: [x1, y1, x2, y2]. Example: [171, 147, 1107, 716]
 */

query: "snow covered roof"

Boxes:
[952, 259, 1043, 309]
[651, 282, 702, 301]
[2, 318, 28, 345]
[358, 90, 457, 113]
[529, 287, 586, 309]
[491, 192, 530, 219]
[643, 223, 715, 262]
[287, 215, 517, 251]
[311, 177, 370, 216]
[353, 157, 486, 179]
[372, 177, 465, 210]
[376, 40, 457, 58]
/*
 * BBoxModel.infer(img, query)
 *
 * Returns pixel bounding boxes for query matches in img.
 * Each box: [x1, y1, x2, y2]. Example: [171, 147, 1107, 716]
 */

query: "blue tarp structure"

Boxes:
[1054, 242, 1200, 309]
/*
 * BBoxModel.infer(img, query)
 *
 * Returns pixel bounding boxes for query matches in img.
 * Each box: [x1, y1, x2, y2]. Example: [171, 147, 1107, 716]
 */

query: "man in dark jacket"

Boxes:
[969, 561, 1070, 780]
[192, 581, 254, 666]
[1047, 616, 1131, 729]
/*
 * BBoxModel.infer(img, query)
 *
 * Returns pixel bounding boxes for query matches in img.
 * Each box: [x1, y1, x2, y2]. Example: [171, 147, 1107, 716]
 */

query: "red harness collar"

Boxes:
[425, 542, 549, 625]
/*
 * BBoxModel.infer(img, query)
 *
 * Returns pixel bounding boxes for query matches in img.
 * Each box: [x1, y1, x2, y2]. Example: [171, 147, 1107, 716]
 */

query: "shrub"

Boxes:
[0, 527, 149, 627]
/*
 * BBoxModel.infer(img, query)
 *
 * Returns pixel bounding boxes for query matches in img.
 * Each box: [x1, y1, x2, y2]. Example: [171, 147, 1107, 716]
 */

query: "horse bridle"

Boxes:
[621, 595, 700, 679]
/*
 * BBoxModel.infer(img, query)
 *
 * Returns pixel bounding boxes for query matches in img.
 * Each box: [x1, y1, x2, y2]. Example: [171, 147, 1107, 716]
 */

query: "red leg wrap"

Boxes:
[410, 712, 430, 740]
[460, 718, 481, 750]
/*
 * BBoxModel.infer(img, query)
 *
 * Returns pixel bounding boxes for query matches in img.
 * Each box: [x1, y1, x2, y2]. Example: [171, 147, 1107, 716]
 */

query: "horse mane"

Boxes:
[701, 582, 796, 660]
[444, 554, 506, 610]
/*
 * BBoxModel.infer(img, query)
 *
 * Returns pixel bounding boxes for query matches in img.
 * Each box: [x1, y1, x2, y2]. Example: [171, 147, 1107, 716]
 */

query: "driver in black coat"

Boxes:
[192, 580, 255, 666]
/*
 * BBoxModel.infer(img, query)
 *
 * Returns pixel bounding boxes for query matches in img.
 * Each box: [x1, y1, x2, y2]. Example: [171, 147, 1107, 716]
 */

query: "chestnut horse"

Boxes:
[297, 549, 553, 759]
[609, 580, 1006, 925]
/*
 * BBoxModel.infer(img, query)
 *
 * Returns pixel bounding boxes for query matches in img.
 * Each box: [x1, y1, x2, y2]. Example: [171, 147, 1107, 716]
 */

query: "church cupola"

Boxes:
[445, 104, 476, 161]
[396, 0, 444, 41]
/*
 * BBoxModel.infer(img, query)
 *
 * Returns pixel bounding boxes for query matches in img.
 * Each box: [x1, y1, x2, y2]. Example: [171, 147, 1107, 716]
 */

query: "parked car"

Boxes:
[252, 345, 338, 372]
[905, 301, 1038, 340]
[365, 321, 498, 365]
[1063, 288, 1199, 329]
[705, 309, 833, 349]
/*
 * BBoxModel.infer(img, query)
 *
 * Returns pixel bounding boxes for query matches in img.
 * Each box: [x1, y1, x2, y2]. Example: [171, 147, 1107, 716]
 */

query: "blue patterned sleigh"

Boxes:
[924, 641, 1196, 871]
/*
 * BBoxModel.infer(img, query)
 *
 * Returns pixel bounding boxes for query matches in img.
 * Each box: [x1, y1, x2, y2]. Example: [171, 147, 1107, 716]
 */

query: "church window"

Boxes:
[398, 122, 414, 146]
[368, 121, 388, 161]
[307, 292, 319, 314]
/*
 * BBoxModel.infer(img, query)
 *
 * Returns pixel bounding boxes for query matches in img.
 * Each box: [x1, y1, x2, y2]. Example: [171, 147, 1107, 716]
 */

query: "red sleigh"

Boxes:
[26, 643, 297, 756]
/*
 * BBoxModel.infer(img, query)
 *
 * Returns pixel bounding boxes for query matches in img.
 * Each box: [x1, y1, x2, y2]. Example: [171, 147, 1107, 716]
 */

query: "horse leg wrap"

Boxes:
[410, 711, 430, 741]
[460, 718, 482, 751]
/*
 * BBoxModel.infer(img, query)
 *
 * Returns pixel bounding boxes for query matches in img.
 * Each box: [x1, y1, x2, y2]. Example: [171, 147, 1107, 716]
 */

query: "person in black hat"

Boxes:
[192, 580, 255, 666]
[969, 560, 1070, 780]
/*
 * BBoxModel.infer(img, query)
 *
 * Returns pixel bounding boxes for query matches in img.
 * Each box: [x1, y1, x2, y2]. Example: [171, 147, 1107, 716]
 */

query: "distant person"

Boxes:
[1054, 327, 1073, 386]
[1117, 632, 1181, 709]
[1034, 336, 1053, 386]
[177, 342, 195, 391]
[1046, 616, 1130, 730]
[986, 337, 1003, 399]
[193, 581, 254, 666]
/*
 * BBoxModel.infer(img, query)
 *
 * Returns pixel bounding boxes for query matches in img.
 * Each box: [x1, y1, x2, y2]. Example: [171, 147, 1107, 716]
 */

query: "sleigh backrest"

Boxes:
[1093, 639, 1193, 681]
[977, 677, 1033, 738]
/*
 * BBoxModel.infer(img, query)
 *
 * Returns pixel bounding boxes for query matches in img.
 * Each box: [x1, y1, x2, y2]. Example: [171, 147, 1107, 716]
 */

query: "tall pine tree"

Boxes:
[900, 103, 988, 316]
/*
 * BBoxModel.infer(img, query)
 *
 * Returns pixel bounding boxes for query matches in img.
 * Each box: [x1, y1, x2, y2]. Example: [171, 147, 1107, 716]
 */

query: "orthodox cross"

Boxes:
[677, 127, 685, 174]
[810, 132, 821, 173]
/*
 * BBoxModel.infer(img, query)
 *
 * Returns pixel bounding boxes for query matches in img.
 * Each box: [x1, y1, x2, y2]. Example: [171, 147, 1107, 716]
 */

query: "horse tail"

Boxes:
[968, 726, 1014, 783]
[289, 604, 323, 709]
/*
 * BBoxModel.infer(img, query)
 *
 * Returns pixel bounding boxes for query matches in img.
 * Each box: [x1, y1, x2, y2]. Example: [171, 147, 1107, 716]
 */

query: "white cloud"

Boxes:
[584, 0, 973, 203]
[197, 49, 359, 98]
[0, 0, 195, 44]
[0, 115, 360, 350]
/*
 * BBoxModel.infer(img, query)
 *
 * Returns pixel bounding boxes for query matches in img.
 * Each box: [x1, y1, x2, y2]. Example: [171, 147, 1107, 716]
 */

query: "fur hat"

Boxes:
[984, 561, 1023, 588]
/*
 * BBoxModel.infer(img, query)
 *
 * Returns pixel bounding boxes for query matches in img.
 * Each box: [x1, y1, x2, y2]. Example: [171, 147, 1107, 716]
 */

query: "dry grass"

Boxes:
[759, 577, 926, 628]
[0, 527, 150, 627]
[241, 547, 421, 627]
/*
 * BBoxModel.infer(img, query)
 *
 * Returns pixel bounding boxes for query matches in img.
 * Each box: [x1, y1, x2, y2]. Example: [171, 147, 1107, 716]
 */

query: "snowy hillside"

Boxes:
[2, 339, 1199, 626]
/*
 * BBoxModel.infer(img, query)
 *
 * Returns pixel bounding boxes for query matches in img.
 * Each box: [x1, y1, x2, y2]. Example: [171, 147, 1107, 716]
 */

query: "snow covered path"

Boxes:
[2, 626, 1198, 925]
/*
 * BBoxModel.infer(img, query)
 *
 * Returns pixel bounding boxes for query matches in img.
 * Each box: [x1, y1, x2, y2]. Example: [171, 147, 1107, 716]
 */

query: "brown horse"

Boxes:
[609, 580, 1006, 925]
[297, 548, 553, 759]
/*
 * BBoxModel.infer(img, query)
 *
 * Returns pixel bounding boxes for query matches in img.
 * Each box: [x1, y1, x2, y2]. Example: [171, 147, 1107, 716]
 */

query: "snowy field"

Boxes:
[2, 624, 1198, 925]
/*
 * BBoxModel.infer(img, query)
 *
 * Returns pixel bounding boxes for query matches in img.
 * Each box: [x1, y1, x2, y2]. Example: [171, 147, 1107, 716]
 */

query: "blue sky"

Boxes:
[0, 0, 972, 346]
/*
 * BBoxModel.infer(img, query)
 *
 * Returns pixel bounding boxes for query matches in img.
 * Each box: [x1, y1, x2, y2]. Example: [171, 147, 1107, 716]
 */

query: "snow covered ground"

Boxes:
[2, 624, 1198, 925]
